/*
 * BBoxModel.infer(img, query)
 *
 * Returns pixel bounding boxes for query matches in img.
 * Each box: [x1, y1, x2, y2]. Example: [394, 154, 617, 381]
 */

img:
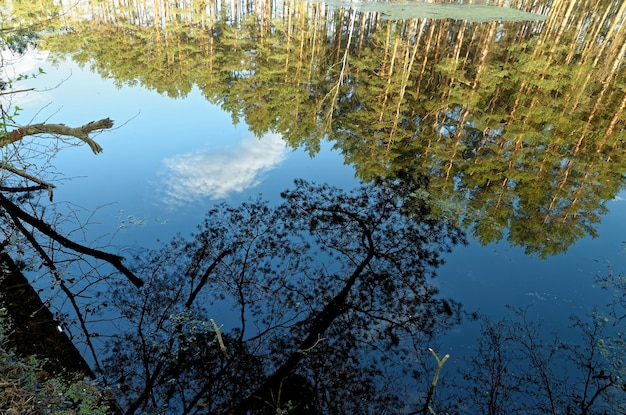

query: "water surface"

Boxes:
[3, 0, 625, 412]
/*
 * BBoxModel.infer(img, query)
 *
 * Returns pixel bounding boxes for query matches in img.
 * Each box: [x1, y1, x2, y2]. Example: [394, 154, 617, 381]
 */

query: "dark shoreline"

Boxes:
[0, 251, 94, 379]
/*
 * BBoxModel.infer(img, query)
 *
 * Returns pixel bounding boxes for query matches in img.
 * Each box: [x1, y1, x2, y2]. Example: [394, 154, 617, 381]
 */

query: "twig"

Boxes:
[298, 333, 326, 354]
[0, 161, 56, 189]
[423, 348, 450, 415]
[210, 319, 229, 360]
[0, 87, 35, 96]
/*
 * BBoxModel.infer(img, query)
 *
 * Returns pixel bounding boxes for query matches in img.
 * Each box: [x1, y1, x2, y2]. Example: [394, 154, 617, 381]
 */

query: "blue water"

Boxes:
[8, 48, 623, 373]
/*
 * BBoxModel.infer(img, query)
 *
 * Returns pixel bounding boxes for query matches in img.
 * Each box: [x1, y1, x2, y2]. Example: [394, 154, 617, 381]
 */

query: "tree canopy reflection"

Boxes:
[105, 179, 466, 414]
[35, 0, 626, 256]
[2, 3, 626, 412]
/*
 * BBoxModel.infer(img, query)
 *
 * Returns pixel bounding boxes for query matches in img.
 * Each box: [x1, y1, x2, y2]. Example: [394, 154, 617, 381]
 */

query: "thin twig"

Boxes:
[210, 319, 229, 360]
[298, 333, 326, 354]
[0, 87, 35, 96]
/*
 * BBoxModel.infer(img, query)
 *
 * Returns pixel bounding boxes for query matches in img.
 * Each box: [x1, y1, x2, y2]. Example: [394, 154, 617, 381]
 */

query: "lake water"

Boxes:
[2, 0, 626, 413]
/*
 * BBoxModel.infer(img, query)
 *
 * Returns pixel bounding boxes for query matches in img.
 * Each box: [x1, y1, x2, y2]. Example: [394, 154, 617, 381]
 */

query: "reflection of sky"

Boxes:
[0, 48, 52, 108]
[6, 48, 626, 380]
[6, 54, 355, 245]
[161, 133, 287, 206]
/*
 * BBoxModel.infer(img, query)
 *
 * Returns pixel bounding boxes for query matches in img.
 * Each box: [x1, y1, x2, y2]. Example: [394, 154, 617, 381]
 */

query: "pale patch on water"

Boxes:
[0, 47, 52, 109]
[309, 0, 548, 22]
[158, 133, 287, 207]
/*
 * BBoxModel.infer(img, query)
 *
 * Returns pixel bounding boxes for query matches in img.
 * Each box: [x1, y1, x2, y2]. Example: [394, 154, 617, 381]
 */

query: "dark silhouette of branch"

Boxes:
[0, 193, 143, 288]
[225, 223, 376, 414]
[0, 162, 56, 190]
[7, 214, 103, 373]
[185, 249, 233, 308]
[0, 184, 52, 193]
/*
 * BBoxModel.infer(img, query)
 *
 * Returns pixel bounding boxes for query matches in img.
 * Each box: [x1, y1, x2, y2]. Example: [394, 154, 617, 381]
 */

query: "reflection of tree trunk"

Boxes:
[294, 3, 306, 81]
[445, 105, 469, 180]
[573, 35, 626, 155]
[544, 159, 572, 221]
[570, 2, 626, 113]
[356, 11, 367, 56]
[226, 237, 376, 415]
[537, 0, 575, 49]
[605, 90, 626, 139]
[283, 0, 293, 83]
[494, 180, 507, 209]
[442, 19, 467, 103]
[472, 21, 497, 91]
[588, 1, 626, 68]
[379, 21, 392, 76]
[378, 36, 399, 123]
[153, 0, 161, 31]
[307, 4, 321, 83]
[0, 252, 91, 374]
[578, 1, 612, 65]
[387, 20, 420, 149]
[415, 22, 436, 103]
[332, 8, 345, 63]
[565, 164, 592, 217]
[322, 8, 355, 129]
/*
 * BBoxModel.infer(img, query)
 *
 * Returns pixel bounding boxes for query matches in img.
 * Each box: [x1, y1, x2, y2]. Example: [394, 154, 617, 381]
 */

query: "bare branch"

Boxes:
[2, 118, 114, 154]
[0, 87, 35, 96]
[210, 319, 230, 360]
[0, 161, 56, 189]
[0, 193, 143, 288]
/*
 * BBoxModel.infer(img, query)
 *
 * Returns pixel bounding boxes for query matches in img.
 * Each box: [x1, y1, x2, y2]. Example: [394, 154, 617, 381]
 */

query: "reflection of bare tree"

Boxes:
[445, 305, 625, 415]
[0, 193, 142, 287]
[595, 268, 626, 396]
[0, 193, 139, 373]
[104, 179, 466, 414]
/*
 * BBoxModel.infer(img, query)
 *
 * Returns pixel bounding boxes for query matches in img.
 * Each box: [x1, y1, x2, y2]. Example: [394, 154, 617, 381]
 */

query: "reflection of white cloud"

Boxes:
[161, 133, 287, 205]
[1, 48, 51, 107]
[1, 47, 48, 76]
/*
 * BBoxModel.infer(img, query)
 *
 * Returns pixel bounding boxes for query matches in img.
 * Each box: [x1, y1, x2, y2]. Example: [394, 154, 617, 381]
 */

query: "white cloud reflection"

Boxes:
[160, 133, 287, 206]
[1, 48, 51, 108]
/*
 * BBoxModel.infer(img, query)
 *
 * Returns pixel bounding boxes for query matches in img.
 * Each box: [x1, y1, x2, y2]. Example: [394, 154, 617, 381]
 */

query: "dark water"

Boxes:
[3, 0, 626, 413]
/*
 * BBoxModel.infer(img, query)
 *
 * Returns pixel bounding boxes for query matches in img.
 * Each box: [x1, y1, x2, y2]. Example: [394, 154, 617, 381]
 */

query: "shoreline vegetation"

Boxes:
[0, 252, 119, 414]
[0, 252, 93, 378]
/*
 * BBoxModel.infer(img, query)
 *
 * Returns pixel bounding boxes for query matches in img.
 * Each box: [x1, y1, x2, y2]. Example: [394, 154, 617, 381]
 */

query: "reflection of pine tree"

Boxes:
[38, 0, 626, 255]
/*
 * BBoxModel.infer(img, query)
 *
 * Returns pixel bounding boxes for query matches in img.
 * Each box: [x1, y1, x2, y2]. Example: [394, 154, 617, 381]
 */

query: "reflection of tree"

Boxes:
[38, 0, 626, 256]
[0, 65, 143, 372]
[104, 179, 466, 414]
[444, 304, 625, 415]
[100, 178, 625, 415]
[594, 267, 626, 393]
[0, 0, 62, 53]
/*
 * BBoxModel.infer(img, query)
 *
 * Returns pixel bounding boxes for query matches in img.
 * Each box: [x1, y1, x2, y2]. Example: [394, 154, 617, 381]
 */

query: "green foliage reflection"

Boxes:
[33, 0, 626, 257]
